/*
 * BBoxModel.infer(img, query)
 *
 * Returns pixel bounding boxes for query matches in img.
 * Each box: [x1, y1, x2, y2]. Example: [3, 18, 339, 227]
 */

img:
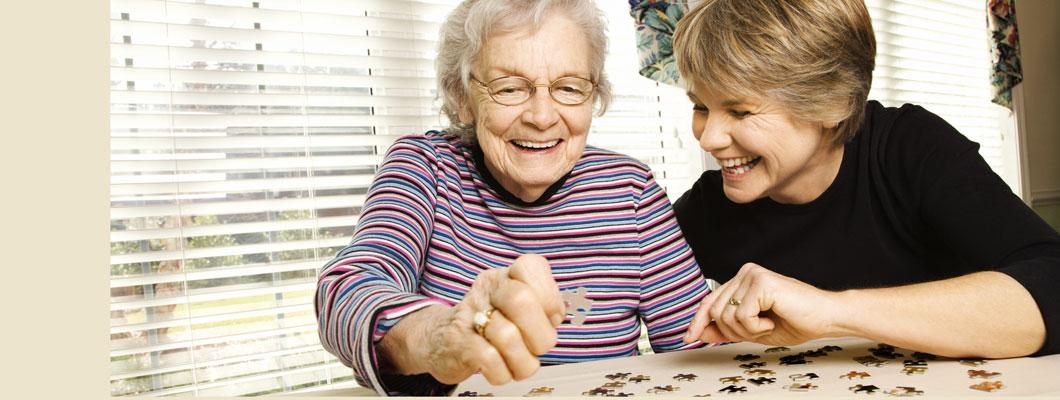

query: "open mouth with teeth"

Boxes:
[510, 139, 561, 153]
[719, 155, 762, 176]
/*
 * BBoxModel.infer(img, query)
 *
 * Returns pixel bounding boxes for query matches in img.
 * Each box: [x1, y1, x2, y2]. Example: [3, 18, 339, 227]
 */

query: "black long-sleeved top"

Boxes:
[674, 101, 1060, 356]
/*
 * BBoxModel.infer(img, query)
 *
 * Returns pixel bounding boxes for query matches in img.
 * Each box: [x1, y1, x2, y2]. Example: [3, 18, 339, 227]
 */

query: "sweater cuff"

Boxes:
[377, 373, 458, 396]
[361, 294, 451, 395]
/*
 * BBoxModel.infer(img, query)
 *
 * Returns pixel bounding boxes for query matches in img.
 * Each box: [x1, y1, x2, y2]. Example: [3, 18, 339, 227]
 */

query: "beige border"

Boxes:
[1, 0, 110, 399]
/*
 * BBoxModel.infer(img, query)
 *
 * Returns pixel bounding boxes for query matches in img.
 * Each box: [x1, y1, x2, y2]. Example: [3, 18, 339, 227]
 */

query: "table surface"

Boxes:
[457, 337, 1060, 397]
[297, 337, 1060, 397]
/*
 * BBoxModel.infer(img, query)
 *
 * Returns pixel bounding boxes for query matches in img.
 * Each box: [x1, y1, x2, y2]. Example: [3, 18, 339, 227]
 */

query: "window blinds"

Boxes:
[108, 0, 697, 396]
[866, 0, 1008, 175]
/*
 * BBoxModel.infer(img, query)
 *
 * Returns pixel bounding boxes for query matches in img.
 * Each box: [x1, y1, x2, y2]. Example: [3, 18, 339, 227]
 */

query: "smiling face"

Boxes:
[462, 13, 594, 202]
[687, 82, 844, 204]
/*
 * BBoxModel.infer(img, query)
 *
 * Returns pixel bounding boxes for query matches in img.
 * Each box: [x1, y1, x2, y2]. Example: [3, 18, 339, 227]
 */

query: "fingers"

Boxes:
[480, 309, 541, 381]
[734, 283, 776, 338]
[705, 274, 742, 342]
[426, 306, 510, 386]
[508, 254, 565, 326]
[466, 332, 514, 385]
[688, 263, 770, 343]
[453, 255, 559, 385]
[490, 277, 558, 355]
[698, 324, 731, 344]
[724, 278, 774, 340]
[683, 295, 715, 343]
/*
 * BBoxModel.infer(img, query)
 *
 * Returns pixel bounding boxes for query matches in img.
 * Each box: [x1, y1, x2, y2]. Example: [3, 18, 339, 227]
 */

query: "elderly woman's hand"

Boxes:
[683, 263, 843, 346]
[421, 254, 566, 386]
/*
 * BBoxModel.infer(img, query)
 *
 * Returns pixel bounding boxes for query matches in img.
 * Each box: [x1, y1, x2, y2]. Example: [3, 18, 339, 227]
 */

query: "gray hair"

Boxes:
[436, 0, 613, 143]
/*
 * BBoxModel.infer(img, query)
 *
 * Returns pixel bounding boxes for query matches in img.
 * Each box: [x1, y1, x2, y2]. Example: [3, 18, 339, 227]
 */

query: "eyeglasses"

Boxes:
[471, 75, 595, 106]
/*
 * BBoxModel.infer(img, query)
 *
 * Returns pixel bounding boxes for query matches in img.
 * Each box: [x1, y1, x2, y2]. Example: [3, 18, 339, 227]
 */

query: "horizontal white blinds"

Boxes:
[866, 0, 1007, 174]
[109, 0, 701, 396]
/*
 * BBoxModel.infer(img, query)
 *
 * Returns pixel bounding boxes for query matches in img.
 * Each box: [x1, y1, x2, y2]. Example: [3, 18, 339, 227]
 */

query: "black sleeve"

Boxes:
[673, 181, 699, 240]
[673, 175, 711, 270]
[895, 107, 1060, 356]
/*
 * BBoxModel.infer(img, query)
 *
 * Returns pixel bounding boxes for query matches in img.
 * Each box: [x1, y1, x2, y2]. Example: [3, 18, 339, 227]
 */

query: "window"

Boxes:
[865, 0, 1014, 187]
[108, 0, 696, 395]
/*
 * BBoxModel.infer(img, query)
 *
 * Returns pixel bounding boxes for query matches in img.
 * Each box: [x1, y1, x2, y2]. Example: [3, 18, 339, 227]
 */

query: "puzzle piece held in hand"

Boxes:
[561, 287, 592, 325]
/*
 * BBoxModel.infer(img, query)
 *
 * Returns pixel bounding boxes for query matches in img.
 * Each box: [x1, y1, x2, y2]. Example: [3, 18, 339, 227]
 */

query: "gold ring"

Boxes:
[728, 297, 741, 306]
[472, 308, 495, 336]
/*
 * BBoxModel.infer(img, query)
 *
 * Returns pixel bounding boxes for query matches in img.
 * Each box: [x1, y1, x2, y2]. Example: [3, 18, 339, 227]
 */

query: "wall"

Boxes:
[1018, 0, 1060, 230]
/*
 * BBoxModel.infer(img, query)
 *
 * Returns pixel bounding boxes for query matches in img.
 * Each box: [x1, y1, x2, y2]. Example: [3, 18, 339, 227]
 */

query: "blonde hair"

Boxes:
[673, 0, 875, 145]
[436, 0, 612, 143]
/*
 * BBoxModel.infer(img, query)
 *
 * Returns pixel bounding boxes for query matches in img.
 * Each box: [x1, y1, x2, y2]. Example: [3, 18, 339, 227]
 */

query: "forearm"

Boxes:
[378, 304, 449, 375]
[830, 271, 1045, 358]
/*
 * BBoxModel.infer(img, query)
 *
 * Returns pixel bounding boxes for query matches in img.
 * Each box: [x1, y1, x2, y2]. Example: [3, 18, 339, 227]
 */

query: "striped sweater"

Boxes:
[316, 131, 710, 395]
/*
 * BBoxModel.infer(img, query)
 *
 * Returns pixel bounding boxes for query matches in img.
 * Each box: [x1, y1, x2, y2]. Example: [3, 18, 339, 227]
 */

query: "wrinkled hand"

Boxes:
[423, 254, 565, 386]
[682, 263, 841, 347]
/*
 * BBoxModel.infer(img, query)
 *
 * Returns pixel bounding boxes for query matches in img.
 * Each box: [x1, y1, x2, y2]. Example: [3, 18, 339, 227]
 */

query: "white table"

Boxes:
[297, 337, 1060, 397]
[456, 337, 1060, 397]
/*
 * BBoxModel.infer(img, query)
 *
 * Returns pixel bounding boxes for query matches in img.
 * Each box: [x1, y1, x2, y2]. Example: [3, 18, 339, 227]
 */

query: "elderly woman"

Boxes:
[315, 0, 710, 395]
[671, 0, 1060, 358]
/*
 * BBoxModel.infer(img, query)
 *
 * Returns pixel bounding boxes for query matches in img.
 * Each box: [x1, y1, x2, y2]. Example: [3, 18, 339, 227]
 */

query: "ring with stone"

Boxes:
[472, 308, 495, 336]
[728, 297, 741, 306]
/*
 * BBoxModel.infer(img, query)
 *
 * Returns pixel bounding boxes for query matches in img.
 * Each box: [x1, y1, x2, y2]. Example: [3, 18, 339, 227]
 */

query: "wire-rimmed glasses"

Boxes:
[471, 75, 595, 106]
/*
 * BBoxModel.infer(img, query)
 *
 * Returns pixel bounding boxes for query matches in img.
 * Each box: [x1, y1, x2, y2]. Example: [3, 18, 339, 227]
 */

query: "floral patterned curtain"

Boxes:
[629, 0, 688, 87]
[987, 0, 1023, 110]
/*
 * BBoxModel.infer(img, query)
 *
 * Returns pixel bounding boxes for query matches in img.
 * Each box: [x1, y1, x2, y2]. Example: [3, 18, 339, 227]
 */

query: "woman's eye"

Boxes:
[556, 86, 582, 94]
[731, 110, 751, 118]
[692, 105, 708, 113]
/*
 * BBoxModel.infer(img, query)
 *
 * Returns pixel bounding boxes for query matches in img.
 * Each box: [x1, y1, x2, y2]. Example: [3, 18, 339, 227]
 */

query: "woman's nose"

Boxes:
[695, 113, 731, 152]
[522, 88, 560, 129]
